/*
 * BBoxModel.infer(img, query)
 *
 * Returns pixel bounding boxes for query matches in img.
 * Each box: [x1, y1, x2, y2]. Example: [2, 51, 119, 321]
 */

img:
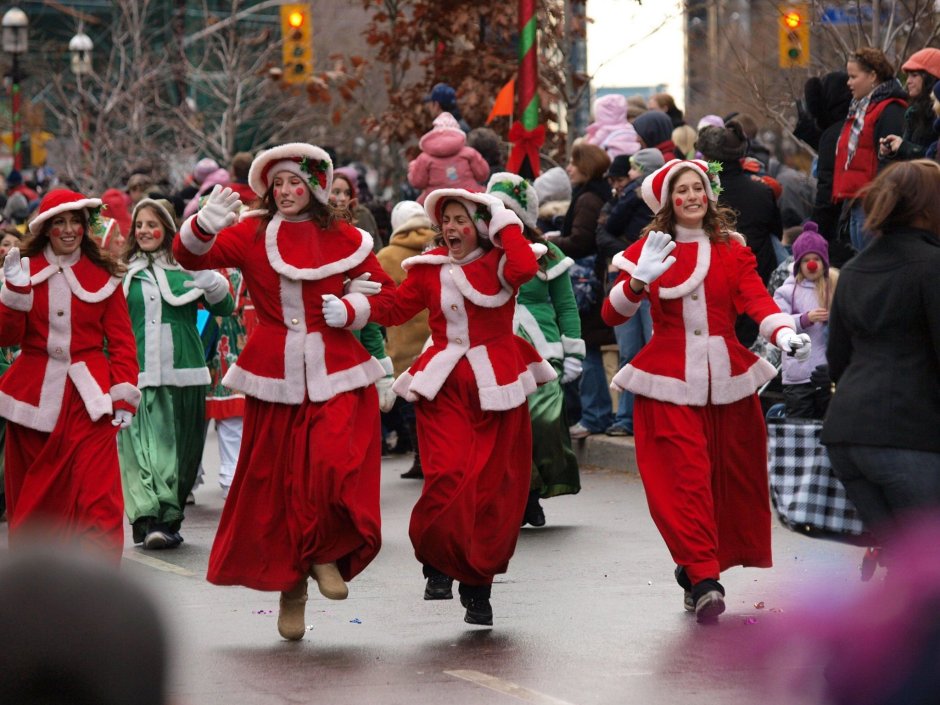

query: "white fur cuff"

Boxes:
[608, 281, 642, 317]
[110, 382, 142, 410]
[760, 312, 796, 343]
[344, 292, 371, 330]
[0, 284, 33, 312]
[561, 335, 586, 359]
[377, 356, 394, 376]
[488, 208, 523, 243]
[180, 216, 216, 256]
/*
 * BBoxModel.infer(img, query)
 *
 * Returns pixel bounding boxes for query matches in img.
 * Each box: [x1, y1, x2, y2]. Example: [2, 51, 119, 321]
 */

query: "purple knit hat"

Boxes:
[791, 221, 829, 271]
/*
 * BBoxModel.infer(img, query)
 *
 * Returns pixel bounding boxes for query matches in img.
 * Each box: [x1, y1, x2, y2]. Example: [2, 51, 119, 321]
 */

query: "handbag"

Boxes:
[767, 418, 867, 540]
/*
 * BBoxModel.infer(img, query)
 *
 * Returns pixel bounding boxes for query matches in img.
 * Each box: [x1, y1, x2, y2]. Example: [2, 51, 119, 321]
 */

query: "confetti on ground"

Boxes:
[769, 608, 784, 613]
[350, 618, 362, 624]
[306, 624, 315, 631]
[754, 601, 765, 609]
[745, 617, 758, 625]
[252, 610, 273, 615]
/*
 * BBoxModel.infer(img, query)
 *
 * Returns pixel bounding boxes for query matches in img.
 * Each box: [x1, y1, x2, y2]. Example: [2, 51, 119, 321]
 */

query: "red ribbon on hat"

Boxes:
[506, 123, 546, 177]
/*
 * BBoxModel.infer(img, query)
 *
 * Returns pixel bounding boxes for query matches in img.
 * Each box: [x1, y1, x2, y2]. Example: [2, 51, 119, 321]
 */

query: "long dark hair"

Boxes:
[640, 166, 737, 243]
[909, 70, 939, 139]
[23, 208, 125, 276]
[519, 223, 556, 272]
[123, 203, 176, 264]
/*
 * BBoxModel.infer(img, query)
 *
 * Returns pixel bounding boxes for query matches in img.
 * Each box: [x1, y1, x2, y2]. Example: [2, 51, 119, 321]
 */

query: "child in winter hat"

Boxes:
[585, 94, 641, 158]
[772, 221, 838, 419]
[407, 112, 490, 204]
[533, 166, 572, 234]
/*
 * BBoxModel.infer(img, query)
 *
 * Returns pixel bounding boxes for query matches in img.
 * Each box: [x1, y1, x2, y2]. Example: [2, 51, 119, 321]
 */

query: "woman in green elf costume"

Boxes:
[486, 173, 585, 526]
[119, 198, 234, 549]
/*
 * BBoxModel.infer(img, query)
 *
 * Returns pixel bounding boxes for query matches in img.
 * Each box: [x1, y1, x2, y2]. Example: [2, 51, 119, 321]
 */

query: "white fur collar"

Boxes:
[264, 215, 372, 280]
[30, 245, 120, 303]
[674, 225, 708, 242]
[658, 238, 711, 300]
[537, 253, 574, 281]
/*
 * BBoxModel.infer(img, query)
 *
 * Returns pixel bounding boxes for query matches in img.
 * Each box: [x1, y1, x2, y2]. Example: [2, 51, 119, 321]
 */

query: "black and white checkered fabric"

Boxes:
[767, 419, 866, 536]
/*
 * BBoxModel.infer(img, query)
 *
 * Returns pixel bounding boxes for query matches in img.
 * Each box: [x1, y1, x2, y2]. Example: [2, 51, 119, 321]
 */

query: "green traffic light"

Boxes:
[788, 47, 800, 59]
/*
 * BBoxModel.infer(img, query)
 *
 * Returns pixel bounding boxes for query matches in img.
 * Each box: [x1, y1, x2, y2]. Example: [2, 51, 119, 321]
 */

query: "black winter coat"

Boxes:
[716, 161, 781, 284]
[822, 228, 940, 453]
[595, 180, 653, 261]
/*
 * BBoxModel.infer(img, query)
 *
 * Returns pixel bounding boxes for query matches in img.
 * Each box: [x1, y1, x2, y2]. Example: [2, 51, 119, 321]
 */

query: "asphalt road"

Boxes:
[2, 430, 872, 705]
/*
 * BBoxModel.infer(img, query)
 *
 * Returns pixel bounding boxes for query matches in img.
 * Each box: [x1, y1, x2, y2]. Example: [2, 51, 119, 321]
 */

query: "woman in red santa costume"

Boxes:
[173, 143, 395, 641]
[0, 190, 140, 560]
[325, 189, 555, 626]
[602, 160, 811, 622]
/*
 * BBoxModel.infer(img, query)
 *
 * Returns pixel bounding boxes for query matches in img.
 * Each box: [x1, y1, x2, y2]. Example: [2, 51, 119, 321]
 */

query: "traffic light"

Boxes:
[778, 5, 810, 68]
[280, 3, 313, 84]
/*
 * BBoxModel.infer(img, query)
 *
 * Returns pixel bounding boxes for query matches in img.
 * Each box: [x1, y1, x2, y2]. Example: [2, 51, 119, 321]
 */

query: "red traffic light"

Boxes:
[784, 12, 802, 29]
[287, 11, 305, 28]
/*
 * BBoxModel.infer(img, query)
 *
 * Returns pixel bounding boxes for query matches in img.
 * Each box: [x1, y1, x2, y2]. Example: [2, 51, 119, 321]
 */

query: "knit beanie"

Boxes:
[696, 121, 748, 162]
[390, 200, 430, 236]
[193, 158, 220, 184]
[791, 222, 829, 272]
[533, 166, 571, 205]
[629, 148, 665, 177]
[696, 114, 725, 131]
[633, 111, 673, 147]
[486, 172, 538, 230]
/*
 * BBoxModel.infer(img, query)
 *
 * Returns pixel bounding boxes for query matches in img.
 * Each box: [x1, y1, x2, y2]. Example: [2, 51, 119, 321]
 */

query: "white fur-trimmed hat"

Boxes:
[486, 172, 538, 231]
[641, 159, 718, 214]
[247, 143, 333, 203]
[29, 189, 103, 235]
[424, 188, 505, 239]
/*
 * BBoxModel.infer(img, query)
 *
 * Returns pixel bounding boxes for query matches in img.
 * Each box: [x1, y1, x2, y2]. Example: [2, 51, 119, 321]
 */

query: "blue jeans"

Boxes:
[610, 300, 652, 431]
[849, 201, 871, 252]
[577, 345, 614, 432]
[827, 444, 940, 538]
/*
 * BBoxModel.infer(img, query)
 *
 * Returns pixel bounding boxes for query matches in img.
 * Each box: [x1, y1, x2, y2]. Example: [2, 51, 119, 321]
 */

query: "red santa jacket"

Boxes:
[0, 246, 141, 432]
[601, 225, 794, 406]
[173, 212, 395, 404]
[368, 225, 556, 411]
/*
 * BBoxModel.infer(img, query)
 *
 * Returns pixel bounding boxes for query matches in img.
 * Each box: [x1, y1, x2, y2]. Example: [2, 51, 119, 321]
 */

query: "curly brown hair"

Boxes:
[22, 209, 125, 276]
[849, 47, 896, 83]
[640, 166, 737, 243]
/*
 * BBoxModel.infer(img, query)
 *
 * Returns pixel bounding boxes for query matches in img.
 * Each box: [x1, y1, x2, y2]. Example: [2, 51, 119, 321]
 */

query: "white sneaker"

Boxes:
[569, 422, 593, 439]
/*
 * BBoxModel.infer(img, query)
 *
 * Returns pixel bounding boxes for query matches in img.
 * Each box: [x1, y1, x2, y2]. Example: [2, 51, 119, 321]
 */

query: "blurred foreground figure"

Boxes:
[0, 549, 167, 705]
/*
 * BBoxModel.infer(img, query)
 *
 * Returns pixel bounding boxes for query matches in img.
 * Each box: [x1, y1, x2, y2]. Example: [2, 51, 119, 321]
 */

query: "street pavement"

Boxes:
[2, 430, 872, 705]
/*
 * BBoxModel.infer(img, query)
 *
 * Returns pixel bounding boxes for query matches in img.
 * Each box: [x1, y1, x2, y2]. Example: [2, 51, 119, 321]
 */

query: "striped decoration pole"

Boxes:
[506, 0, 545, 178]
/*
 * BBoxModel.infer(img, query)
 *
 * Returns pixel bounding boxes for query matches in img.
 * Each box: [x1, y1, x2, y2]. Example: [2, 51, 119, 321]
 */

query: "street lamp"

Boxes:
[2, 7, 28, 170]
[69, 30, 93, 159]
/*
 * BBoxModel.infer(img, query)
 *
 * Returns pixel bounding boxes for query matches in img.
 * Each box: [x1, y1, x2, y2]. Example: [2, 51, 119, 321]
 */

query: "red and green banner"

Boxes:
[506, 0, 544, 178]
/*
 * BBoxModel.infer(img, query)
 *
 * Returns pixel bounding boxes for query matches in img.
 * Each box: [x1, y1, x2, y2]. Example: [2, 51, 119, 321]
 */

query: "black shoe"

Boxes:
[401, 458, 423, 479]
[521, 491, 546, 527]
[424, 574, 454, 600]
[674, 566, 694, 612]
[462, 597, 493, 625]
[692, 579, 726, 623]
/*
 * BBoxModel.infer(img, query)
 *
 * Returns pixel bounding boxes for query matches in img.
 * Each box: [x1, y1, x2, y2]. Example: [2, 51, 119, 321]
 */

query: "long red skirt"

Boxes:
[633, 394, 772, 585]
[412, 358, 532, 586]
[4, 384, 124, 561]
[207, 386, 382, 592]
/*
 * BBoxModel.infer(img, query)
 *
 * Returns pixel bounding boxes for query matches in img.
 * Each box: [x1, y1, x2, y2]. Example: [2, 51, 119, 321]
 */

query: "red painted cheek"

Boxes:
[702, 195, 708, 203]
[295, 188, 305, 196]
[50, 227, 62, 238]
[674, 198, 683, 207]
[462, 227, 472, 236]
[74, 225, 84, 237]
[152, 229, 162, 239]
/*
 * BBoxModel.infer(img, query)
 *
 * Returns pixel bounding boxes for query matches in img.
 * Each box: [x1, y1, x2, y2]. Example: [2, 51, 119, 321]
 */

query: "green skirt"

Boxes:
[118, 385, 206, 542]
[529, 366, 580, 498]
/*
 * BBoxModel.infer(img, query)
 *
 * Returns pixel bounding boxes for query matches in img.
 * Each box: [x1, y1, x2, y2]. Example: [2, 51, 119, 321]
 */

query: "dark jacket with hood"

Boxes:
[595, 179, 653, 260]
[805, 72, 852, 243]
[634, 111, 684, 162]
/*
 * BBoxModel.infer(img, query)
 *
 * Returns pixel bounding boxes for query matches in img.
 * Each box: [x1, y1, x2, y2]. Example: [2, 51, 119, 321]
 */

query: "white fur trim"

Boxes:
[344, 292, 371, 330]
[132, 199, 176, 233]
[486, 172, 539, 230]
[537, 255, 574, 281]
[264, 216, 372, 280]
[248, 143, 333, 203]
[658, 240, 710, 300]
[488, 208, 523, 242]
[60, 269, 120, 304]
[136, 273, 163, 387]
[513, 305, 564, 361]
[28, 198, 102, 235]
[180, 215, 216, 256]
[729, 231, 747, 246]
[303, 332, 385, 401]
[467, 345, 550, 411]
[67, 362, 113, 421]
[612, 252, 636, 274]
[760, 312, 796, 345]
[450, 257, 513, 308]
[0, 283, 32, 311]
[641, 159, 715, 213]
[424, 189, 504, 233]
[401, 252, 451, 271]
[109, 382, 141, 410]
[561, 335, 586, 358]
[239, 208, 269, 222]
[154, 267, 204, 306]
[608, 281, 642, 318]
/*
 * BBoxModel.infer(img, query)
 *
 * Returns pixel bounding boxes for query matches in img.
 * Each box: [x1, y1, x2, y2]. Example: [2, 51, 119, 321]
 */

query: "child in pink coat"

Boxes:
[408, 112, 489, 204]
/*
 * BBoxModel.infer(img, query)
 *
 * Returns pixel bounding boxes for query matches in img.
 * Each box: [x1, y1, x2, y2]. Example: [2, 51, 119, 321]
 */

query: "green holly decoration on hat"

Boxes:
[490, 179, 529, 210]
[706, 161, 723, 198]
[299, 156, 330, 191]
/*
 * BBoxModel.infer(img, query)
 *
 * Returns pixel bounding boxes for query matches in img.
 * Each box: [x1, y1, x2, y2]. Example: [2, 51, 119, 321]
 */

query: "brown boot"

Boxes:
[277, 579, 308, 640]
[311, 562, 348, 600]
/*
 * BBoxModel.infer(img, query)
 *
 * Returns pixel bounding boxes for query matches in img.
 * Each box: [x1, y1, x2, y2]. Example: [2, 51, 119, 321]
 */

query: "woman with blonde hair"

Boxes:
[823, 159, 940, 543]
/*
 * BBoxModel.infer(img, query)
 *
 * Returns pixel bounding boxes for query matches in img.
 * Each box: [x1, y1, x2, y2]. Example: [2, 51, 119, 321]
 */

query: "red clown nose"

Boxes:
[806, 260, 819, 273]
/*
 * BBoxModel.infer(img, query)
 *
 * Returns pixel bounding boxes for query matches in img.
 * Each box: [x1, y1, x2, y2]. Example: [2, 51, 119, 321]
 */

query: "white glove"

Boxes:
[3, 248, 30, 288]
[344, 273, 382, 297]
[111, 409, 133, 429]
[561, 357, 583, 384]
[632, 231, 677, 286]
[196, 185, 242, 235]
[376, 376, 396, 413]
[321, 294, 348, 328]
[184, 269, 227, 294]
[777, 331, 812, 361]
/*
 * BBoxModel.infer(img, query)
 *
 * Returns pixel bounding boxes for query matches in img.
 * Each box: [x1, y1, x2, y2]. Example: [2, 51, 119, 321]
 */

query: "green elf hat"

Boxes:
[485, 172, 538, 231]
[248, 142, 333, 204]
